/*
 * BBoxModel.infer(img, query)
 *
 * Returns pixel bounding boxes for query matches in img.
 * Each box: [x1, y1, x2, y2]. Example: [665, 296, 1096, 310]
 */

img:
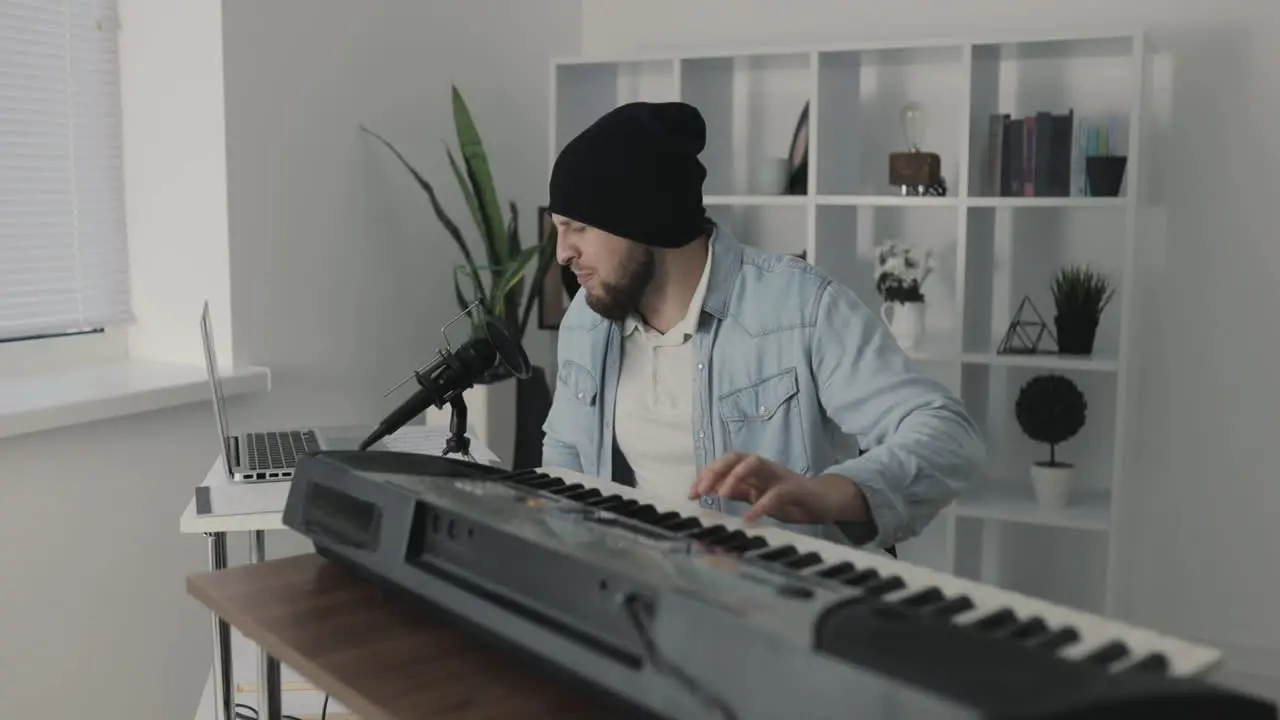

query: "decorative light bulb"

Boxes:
[901, 102, 926, 152]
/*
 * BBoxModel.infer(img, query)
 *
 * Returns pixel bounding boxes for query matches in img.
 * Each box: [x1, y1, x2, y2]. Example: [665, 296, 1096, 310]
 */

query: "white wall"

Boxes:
[121, 0, 234, 367]
[0, 1, 580, 718]
[583, 0, 1280, 690]
[222, 0, 574, 437]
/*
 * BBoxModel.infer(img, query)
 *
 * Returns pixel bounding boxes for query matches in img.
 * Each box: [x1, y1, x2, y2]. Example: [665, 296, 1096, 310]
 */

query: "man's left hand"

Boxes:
[689, 452, 869, 525]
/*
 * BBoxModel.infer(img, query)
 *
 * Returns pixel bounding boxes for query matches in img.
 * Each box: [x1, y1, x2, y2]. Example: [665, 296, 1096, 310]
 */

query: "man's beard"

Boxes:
[583, 245, 655, 321]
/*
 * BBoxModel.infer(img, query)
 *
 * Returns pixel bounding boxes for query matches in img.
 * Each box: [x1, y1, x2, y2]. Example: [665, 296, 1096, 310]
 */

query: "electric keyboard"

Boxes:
[281, 450, 1277, 720]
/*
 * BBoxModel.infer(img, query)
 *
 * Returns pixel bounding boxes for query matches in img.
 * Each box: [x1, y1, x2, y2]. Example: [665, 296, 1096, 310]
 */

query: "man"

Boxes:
[541, 101, 984, 551]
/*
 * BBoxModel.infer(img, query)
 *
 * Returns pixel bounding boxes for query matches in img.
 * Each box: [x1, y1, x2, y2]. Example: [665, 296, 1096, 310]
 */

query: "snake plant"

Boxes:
[362, 85, 556, 356]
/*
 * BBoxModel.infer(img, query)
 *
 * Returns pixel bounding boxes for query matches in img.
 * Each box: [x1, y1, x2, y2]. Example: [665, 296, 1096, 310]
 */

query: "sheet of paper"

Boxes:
[380, 424, 504, 466]
[193, 425, 503, 517]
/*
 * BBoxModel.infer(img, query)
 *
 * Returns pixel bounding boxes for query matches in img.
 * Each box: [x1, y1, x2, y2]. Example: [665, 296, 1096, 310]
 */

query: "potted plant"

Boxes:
[1049, 264, 1115, 355]
[362, 85, 557, 467]
[1014, 373, 1087, 508]
[874, 240, 934, 351]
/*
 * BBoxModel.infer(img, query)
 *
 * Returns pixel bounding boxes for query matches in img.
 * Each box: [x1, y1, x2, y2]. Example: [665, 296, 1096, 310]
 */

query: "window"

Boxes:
[0, 0, 132, 343]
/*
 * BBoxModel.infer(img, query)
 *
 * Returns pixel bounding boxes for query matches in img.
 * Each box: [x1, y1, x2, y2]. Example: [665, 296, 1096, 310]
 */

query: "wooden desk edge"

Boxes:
[187, 556, 391, 720]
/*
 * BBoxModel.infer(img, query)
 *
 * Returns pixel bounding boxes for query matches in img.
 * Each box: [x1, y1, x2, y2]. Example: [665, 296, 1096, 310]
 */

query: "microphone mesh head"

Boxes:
[483, 318, 532, 379]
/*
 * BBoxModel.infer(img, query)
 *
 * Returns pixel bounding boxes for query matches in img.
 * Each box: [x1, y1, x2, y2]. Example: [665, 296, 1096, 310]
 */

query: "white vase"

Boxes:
[1030, 463, 1073, 508]
[880, 301, 925, 351]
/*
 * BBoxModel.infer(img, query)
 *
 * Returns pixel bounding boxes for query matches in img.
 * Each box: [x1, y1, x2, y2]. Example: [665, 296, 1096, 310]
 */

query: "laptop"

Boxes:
[200, 301, 380, 483]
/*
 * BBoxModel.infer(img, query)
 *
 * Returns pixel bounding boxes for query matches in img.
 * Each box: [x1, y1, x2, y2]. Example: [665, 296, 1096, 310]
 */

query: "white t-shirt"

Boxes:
[613, 243, 713, 509]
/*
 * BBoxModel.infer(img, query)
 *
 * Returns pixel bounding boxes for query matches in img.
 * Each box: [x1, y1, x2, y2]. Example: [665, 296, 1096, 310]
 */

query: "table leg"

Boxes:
[206, 531, 234, 720]
[250, 530, 282, 720]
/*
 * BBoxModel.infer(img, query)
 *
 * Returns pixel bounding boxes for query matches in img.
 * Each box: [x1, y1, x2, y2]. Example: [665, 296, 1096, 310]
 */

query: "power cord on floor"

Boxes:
[231, 693, 328, 720]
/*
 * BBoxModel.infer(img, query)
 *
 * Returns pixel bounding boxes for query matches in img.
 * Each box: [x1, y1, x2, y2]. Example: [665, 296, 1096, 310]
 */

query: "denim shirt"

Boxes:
[541, 226, 985, 550]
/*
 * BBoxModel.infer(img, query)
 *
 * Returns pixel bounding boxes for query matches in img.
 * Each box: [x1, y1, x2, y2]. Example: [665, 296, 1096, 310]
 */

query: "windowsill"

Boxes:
[0, 360, 270, 441]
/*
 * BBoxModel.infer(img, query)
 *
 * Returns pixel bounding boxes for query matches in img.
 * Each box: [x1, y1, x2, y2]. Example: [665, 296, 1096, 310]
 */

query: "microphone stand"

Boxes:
[443, 394, 475, 462]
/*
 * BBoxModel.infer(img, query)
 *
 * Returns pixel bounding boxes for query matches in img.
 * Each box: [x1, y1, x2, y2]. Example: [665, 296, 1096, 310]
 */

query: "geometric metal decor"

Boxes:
[997, 295, 1057, 354]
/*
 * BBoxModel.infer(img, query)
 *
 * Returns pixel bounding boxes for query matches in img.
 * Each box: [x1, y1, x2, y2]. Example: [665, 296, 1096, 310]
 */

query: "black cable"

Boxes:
[232, 701, 303, 720]
[321, 693, 329, 720]
[620, 593, 738, 720]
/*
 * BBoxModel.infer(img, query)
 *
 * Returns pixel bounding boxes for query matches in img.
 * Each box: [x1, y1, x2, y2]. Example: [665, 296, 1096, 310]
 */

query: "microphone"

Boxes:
[358, 306, 532, 452]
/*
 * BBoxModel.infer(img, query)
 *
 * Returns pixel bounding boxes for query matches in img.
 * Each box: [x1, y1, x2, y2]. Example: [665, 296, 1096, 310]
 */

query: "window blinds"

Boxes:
[0, 0, 132, 342]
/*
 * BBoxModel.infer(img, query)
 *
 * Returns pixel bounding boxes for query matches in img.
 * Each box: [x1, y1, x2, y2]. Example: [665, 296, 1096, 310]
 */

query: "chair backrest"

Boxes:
[512, 366, 554, 470]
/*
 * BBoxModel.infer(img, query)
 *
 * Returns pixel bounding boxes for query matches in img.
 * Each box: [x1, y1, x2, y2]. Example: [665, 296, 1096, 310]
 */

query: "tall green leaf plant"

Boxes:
[362, 85, 557, 380]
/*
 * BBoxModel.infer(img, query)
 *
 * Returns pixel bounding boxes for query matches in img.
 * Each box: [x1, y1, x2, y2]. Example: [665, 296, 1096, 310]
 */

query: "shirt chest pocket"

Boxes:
[717, 366, 810, 474]
[554, 360, 601, 475]
[558, 360, 599, 407]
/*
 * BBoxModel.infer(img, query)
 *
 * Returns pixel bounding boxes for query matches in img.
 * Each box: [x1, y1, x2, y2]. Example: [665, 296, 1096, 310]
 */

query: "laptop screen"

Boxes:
[200, 301, 235, 476]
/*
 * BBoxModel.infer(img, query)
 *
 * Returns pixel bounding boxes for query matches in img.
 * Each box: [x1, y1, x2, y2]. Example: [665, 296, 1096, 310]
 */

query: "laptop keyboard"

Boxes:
[243, 430, 321, 471]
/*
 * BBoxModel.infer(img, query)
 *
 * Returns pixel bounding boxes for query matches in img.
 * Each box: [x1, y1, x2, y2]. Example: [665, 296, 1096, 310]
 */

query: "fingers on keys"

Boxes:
[690, 451, 748, 498]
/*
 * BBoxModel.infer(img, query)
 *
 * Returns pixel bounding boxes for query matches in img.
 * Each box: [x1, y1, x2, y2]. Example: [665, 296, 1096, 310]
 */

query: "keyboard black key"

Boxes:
[862, 576, 906, 596]
[896, 587, 945, 609]
[607, 499, 640, 514]
[1125, 652, 1170, 674]
[929, 595, 975, 618]
[752, 545, 799, 563]
[1030, 627, 1080, 652]
[689, 525, 731, 542]
[710, 529, 745, 546]
[783, 551, 824, 570]
[503, 470, 544, 483]
[736, 536, 768, 553]
[1005, 617, 1049, 642]
[1082, 640, 1129, 667]
[842, 569, 880, 586]
[527, 476, 565, 490]
[972, 608, 1019, 633]
[624, 504, 661, 522]
[719, 531, 759, 553]
[562, 487, 603, 501]
[649, 511, 683, 527]
[547, 482, 585, 495]
[814, 562, 858, 580]
[585, 494, 626, 508]
[660, 516, 702, 532]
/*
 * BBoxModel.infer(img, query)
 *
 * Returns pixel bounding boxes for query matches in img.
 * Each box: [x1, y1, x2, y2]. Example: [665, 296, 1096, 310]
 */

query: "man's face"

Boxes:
[553, 214, 653, 321]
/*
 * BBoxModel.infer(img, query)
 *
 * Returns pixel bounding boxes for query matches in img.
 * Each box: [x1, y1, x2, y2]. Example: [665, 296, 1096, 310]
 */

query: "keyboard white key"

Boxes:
[538, 466, 1223, 679]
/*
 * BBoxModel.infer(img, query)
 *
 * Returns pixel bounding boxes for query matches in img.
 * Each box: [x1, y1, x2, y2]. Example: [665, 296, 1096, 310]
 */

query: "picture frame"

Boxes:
[536, 206, 579, 329]
[786, 101, 809, 195]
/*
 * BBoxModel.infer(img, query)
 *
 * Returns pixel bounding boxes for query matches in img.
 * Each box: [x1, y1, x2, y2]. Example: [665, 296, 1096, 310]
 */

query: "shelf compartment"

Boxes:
[812, 204, 960, 334]
[959, 364, 1117, 514]
[680, 52, 811, 198]
[951, 479, 1111, 532]
[554, 60, 678, 155]
[967, 35, 1137, 200]
[816, 44, 966, 197]
[707, 203, 807, 257]
[963, 204, 1127, 358]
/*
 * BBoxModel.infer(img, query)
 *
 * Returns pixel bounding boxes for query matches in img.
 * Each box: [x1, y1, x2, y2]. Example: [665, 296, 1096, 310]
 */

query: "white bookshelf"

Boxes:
[549, 30, 1150, 618]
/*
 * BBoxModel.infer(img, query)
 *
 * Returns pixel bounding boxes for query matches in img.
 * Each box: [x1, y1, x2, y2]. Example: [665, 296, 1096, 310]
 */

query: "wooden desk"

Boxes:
[186, 553, 617, 720]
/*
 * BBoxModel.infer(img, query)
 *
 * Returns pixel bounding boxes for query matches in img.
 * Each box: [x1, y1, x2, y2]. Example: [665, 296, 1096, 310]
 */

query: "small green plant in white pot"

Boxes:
[1014, 373, 1087, 508]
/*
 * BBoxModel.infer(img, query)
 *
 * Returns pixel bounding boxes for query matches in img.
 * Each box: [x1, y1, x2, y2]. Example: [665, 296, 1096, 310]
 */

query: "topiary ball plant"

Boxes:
[1014, 374, 1087, 468]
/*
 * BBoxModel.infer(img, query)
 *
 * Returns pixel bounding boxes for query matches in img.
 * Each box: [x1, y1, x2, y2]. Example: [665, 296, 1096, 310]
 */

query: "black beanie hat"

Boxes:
[548, 101, 708, 249]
